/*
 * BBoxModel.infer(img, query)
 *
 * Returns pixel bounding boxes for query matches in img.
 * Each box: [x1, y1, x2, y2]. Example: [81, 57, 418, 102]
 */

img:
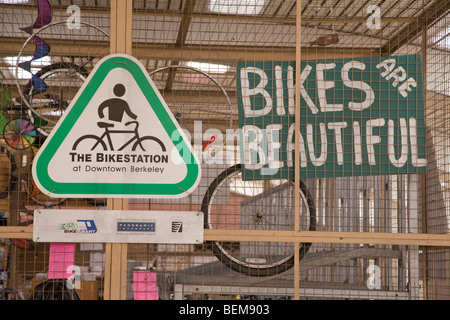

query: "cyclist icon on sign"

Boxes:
[72, 83, 166, 152]
[98, 83, 137, 124]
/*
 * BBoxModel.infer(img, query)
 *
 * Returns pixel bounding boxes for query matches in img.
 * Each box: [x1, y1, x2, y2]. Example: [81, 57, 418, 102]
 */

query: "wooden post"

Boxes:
[420, 22, 429, 300]
[103, 0, 133, 300]
[294, 0, 302, 301]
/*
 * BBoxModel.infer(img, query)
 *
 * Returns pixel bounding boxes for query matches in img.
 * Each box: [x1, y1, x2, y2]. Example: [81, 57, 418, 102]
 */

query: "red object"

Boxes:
[10, 221, 34, 250]
[202, 135, 217, 152]
[309, 34, 340, 46]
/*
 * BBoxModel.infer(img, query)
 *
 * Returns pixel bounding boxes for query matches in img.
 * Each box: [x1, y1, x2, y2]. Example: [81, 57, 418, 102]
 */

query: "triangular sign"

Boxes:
[32, 54, 201, 198]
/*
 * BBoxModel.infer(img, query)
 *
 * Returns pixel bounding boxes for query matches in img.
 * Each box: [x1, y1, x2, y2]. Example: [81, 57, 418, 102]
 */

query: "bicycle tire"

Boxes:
[201, 164, 316, 277]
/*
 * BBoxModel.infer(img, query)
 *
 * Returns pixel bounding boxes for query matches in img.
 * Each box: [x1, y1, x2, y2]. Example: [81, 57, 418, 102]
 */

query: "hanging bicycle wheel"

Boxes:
[149, 65, 234, 163]
[201, 164, 316, 277]
[14, 21, 109, 136]
[21, 62, 89, 136]
[2, 118, 37, 150]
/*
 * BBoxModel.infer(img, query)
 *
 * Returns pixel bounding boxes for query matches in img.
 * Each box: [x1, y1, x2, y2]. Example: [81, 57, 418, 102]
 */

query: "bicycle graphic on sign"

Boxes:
[71, 83, 166, 152]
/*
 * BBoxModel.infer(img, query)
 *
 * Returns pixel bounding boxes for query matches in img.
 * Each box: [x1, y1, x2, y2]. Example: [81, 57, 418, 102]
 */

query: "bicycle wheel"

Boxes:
[149, 65, 234, 163]
[132, 135, 166, 152]
[201, 164, 316, 277]
[0, 145, 17, 199]
[14, 21, 109, 137]
[72, 134, 107, 151]
[22, 62, 89, 136]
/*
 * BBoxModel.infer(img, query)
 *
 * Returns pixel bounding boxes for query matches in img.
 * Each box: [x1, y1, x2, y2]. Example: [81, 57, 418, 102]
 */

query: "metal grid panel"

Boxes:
[423, 3, 450, 300]
[0, 0, 110, 301]
[0, 0, 448, 301]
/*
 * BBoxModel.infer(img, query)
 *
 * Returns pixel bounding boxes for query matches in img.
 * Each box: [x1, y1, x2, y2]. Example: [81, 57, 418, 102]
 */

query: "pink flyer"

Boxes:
[47, 243, 76, 279]
[133, 271, 158, 300]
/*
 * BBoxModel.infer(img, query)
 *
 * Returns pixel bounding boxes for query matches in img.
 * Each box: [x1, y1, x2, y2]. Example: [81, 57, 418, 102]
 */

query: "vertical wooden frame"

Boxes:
[420, 22, 429, 300]
[110, 0, 133, 55]
[294, 0, 302, 300]
[103, 0, 133, 300]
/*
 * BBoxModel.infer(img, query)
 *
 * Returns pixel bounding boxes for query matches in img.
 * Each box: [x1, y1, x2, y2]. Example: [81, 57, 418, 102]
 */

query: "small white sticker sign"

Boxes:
[33, 209, 204, 244]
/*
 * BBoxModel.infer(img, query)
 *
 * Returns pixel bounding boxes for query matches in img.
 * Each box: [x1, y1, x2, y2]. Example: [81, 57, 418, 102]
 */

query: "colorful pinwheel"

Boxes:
[2, 118, 38, 150]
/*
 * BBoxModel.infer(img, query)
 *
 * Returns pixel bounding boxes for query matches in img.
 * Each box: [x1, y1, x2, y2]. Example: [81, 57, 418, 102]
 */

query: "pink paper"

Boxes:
[48, 243, 76, 279]
[133, 271, 158, 300]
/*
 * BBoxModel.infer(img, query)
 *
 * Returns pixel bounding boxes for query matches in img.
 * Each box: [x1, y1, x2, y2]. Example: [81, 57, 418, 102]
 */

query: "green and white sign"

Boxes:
[237, 54, 426, 180]
[32, 54, 201, 198]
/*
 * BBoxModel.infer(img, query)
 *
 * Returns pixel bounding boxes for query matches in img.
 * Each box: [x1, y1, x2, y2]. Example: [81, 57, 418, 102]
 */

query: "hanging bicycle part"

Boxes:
[201, 164, 316, 277]
[149, 65, 234, 164]
[14, 21, 109, 136]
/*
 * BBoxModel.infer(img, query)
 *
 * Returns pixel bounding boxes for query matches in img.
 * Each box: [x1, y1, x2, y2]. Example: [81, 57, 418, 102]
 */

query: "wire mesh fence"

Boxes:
[0, 0, 449, 301]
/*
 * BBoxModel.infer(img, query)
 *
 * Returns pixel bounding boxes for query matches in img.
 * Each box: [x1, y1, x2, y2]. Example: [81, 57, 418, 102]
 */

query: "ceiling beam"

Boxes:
[4, 85, 237, 105]
[381, 0, 450, 55]
[0, 4, 418, 24]
[164, 0, 197, 93]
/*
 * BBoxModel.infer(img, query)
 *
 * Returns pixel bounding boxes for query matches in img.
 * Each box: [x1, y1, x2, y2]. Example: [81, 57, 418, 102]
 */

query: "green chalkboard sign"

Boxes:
[237, 55, 426, 180]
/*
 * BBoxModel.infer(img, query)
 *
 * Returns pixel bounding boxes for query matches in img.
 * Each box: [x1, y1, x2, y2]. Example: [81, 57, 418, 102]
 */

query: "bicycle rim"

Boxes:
[149, 65, 234, 163]
[201, 164, 316, 277]
[23, 62, 89, 136]
[14, 21, 109, 136]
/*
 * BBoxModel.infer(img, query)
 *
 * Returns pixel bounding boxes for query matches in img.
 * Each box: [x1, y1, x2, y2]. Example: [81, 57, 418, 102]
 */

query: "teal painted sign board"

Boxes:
[32, 54, 201, 198]
[237, 54, 426, 180]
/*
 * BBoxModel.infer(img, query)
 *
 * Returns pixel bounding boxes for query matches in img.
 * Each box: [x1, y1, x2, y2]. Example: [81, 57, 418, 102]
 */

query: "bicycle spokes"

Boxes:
[201, 164, 316, 277]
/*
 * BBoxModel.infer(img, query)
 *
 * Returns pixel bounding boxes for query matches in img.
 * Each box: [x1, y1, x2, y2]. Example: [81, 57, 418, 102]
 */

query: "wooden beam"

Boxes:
[3, 226, 450, 248]
[203, 229, 450, 247]
[294, 0, 302, 300]
[0, 37, 379, 62]
[138, 43, 381, 61]
[103, 0, 133, 301]
[0, 226, 33, 238]
[0, 37, 109, 58]
[104, 199, 129, 301]
[110, 0, 133, 54]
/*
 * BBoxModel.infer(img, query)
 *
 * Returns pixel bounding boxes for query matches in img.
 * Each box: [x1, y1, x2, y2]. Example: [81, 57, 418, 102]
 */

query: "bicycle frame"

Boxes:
[93, 121, 142, 151]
